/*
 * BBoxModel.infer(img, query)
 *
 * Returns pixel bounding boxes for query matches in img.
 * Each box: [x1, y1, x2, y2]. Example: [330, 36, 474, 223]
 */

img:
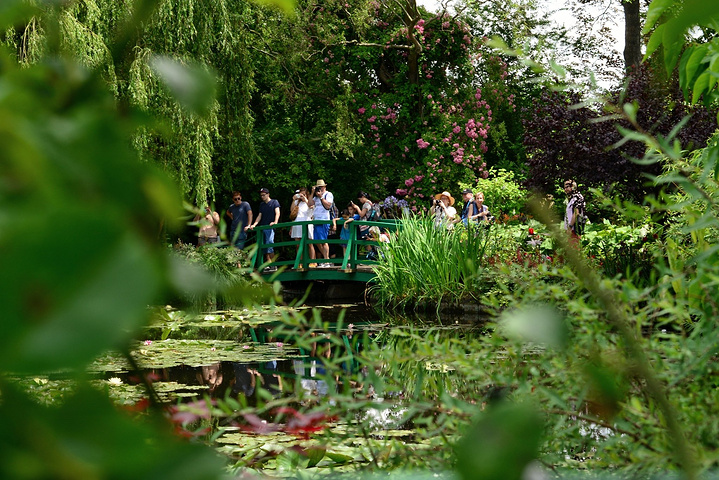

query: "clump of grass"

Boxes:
[370, 215, 493, 309]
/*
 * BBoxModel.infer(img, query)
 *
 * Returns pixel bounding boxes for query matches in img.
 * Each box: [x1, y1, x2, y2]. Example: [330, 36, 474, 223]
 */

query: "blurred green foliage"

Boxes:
[0, 0, 254, 477]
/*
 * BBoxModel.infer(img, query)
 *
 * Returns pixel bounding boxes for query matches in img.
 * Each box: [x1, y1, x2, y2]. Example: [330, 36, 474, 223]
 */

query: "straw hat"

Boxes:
[434, 191, 455, 206]
[314, 179, 328, 188]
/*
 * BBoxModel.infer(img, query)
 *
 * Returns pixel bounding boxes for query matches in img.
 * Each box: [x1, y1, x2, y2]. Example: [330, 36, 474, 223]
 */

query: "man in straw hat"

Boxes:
[432, 191, 458, 229]
[311, 179, 334, 267]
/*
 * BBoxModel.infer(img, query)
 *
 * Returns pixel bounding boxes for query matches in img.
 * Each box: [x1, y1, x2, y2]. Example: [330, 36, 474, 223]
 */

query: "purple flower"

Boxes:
[416, 138, 430, 149]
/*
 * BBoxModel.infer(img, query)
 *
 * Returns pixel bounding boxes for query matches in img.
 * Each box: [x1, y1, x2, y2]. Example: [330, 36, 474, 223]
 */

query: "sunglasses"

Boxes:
[233, 197, 241, 200]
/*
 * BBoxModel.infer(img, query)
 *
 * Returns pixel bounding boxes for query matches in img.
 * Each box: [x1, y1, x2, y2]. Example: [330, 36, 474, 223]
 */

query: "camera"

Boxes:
[434, 199, 441, 206]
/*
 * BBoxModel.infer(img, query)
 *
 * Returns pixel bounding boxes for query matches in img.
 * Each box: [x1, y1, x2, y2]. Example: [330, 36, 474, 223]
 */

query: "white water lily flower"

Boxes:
[108, 377, 123, 386]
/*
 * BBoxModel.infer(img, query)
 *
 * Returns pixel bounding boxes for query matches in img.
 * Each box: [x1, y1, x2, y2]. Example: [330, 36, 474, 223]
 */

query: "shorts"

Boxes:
[314, 223, 329, 240]
[262, 229, 275, 254]
[198, 236, 219, 246]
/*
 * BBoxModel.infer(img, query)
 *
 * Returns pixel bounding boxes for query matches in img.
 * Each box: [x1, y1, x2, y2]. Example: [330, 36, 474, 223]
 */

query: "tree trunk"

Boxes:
[622, 0, 641, 72]
[402, 0, 423, 117]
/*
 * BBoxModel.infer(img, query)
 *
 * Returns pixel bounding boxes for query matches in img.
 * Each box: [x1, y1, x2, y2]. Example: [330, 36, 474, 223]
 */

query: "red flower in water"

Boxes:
[122, 397, 150, 413]
[239, 407, 337, 439]
[528, 228, 535, 235]
[276, 407, 337, 437]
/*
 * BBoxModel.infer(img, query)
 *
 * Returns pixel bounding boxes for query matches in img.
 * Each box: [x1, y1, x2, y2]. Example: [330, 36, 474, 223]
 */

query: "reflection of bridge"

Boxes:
[251, 219, 400, 282]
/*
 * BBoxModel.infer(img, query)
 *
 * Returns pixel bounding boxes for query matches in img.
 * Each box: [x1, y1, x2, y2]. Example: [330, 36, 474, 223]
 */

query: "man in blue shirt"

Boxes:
[249, 188, 281, 269]
[226, 191, 252, 249]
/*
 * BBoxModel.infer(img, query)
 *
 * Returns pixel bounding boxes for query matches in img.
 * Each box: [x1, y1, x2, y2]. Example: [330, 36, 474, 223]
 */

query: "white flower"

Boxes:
[108, 377, 123, 386]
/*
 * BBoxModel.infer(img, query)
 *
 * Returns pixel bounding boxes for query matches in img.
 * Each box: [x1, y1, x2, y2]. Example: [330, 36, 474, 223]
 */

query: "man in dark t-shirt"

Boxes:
[249, 187, 281, 268]
[226, 191, 252, 249]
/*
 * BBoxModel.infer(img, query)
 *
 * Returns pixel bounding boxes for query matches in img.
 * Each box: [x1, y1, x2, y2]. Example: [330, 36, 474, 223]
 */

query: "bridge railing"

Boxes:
[250, 218, 402, 272]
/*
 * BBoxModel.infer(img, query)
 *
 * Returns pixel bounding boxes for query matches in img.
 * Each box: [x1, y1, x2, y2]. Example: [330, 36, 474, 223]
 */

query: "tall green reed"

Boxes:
[371, 215, 493, 309]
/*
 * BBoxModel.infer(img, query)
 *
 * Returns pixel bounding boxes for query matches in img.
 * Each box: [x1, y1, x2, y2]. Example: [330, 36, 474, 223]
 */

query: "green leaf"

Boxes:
[306, 447, 326, 467]
[643, 0, 675, 34]
[644, 24, 665, 59]
[325, 451, 353, 464]
[662, 20, 685, 74]
[692, 71, 710, 104]
[0, 0, 39, 29]
[623, 101, 639, 123]
[0, 208, 161, 373]
[454, 403, 543, 480]
[486, 36, 509, 51]
[501, 304, 567, 349]
[683, 45, 708, 92]
[149, 56, 217, 116]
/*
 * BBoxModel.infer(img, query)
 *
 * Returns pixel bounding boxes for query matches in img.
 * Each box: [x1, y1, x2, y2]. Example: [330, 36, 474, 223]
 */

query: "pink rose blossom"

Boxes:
[416, 138, 430, 149]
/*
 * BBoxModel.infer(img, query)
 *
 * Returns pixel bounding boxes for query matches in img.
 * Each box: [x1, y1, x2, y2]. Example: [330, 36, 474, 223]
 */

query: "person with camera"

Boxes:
[290, 187, 316, 266]
[432, 191, 458, 229]
[312, 179, 334, 267]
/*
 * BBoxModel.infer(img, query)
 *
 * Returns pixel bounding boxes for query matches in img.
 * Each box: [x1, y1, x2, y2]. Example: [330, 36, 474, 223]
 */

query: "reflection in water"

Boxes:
[197, 363, 223, 393]
[293, 360, 329, 398]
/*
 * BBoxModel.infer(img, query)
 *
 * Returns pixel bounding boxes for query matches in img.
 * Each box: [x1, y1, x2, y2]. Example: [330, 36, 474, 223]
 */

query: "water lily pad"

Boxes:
[89, 340, 300, 372]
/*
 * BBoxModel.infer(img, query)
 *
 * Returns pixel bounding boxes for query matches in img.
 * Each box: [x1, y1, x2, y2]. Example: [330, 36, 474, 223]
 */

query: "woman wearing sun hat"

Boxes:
[432, 191, 458, 229]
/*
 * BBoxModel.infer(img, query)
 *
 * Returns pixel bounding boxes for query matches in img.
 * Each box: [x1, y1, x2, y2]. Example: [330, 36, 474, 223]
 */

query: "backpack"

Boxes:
[328, 201, 340, 221]
[366, 203, 381, 222]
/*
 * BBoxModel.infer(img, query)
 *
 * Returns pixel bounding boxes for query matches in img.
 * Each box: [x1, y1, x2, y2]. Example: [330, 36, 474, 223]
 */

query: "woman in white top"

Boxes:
[432, 191, 458, 229]
[290, 187, 316, 265]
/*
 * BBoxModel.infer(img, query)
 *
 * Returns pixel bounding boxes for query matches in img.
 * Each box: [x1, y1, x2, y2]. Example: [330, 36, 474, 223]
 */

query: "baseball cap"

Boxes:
[461, 188, 473, 195]
[260, 187, 269, 194]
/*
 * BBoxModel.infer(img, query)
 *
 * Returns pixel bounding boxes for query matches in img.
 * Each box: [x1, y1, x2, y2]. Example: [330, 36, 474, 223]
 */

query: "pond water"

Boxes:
[19, 300, 492, 475]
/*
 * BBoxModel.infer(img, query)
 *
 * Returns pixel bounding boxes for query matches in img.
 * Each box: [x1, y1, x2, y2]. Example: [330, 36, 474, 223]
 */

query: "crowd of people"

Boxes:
[194, 178, 585, 266]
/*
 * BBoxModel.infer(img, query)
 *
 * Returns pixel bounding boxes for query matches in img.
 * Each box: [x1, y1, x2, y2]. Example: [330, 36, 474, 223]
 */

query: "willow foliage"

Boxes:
[6, 0, 257, 206]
